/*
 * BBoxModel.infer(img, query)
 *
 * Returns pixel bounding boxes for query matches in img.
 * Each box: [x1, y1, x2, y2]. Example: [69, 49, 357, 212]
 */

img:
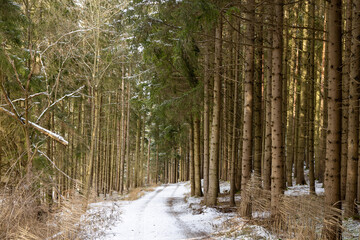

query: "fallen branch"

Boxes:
[0, 106, 68, 146]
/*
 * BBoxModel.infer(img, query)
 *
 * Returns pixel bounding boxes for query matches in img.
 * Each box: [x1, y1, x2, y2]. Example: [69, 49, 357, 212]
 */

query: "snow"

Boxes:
[81, 181, 277, 240]
[285, 180, 325, 196]
[96, 183, 221, 239]
[81, 179, 359, 240]
[343, 218, 360, 239]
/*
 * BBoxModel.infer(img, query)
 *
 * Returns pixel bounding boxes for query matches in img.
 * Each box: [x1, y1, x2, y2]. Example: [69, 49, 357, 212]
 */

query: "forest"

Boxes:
[0, 0, 359, 239]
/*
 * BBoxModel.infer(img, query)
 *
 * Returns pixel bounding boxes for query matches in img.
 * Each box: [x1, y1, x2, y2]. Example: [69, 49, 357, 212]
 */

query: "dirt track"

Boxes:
[103, 183, 210, 240]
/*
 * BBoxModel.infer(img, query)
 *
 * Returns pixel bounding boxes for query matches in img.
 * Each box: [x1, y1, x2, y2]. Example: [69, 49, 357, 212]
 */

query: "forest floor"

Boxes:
[79, 181, 360, 240]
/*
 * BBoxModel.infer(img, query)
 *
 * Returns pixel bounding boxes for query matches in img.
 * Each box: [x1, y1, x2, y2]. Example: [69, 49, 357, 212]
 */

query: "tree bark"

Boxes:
[240, 0, 255, 218]
[271, 0, 284, 218]
[206, 16, 222, 206]
[345, 0, 359, 218]
[230, 21, 240, 206]
[134, 118, 141, 188]
[189, 121, 195, 196]
[194, 117, 203, 197]
[323, 0, 342, 238]
[263, 20, 272, 191]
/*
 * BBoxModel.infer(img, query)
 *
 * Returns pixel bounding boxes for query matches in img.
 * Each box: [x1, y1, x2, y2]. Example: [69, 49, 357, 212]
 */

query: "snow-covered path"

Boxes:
[103, 182, 210, 240]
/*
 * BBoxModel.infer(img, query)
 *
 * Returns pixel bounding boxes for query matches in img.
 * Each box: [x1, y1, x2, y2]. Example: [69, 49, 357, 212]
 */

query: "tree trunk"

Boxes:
[263, 23, 272, 191]
[240, 0, 255, 218]
[345, 0, 359, 218]
[147, 138, 151, 185]
[316, 7, 328, 184]
[194, 118, 203, 197]
[134, 118, 141, 188]
[271, 0, 284, 218]
[155, 145, 159, 184]
[308, 0, 315, 195]
[230, 21, 240, 206]
[189, 121, 195, 196]
[206, 16, 222, 206]
[295, 38, 306, 185]
[341, 0, 351, 201]
[323, 0, 342, 238]
[253, 9, 263, 178]
[125, 82, 131, 191]
[120, 68, 126, 194]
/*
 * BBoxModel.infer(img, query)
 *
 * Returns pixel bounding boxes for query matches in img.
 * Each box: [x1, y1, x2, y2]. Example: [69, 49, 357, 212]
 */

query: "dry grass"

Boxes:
[124, 185, 157, 201]
[0, 179, 86, 240]
[124, 187, 145, 201]
[243, 177, 343, 240]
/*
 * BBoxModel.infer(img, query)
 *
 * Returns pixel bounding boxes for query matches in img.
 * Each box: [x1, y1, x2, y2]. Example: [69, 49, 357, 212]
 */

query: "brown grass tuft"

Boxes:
[124, 188, 145, 201]
[0, 178, 86, 240]
[243, 176, 343, 240]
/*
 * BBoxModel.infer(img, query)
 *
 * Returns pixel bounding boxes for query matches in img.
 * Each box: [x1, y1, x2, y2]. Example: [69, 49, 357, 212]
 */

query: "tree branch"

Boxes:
[0, 106, 68, 146]
[36, 85, 85, 123]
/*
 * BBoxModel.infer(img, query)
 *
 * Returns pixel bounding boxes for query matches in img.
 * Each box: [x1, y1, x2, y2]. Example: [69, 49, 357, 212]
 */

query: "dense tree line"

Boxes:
[0, 0, 359, 239]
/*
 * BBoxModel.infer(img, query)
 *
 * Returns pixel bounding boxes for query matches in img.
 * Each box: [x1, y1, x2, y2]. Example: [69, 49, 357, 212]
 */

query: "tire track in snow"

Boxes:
[140, 184, 168, 212]
[136, 184, 168, 237]
[167, 184, 209, 239]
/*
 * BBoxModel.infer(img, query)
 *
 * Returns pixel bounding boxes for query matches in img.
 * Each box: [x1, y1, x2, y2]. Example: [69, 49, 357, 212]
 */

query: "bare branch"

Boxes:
[36, 85, 85, 123]
[0, 92, 49, 106]
[41, 28, 95, 55]
[0, 106, 68, 146]
[0, 82, 24, 124]
[37, 149, 78, 182]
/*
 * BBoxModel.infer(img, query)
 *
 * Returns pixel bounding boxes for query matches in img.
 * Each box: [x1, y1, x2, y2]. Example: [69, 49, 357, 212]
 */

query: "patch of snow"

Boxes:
[343, 218, 360, 240]
[252, 211, 271, 219]
[78, 201, 122, 239]
[220, 180, 230, 194]
[285, 180, 324, 196]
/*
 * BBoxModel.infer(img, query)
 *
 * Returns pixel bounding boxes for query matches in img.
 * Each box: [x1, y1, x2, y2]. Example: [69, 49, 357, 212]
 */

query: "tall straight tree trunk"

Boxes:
[139, 122, 145, 186]
[295, 38, 306, 185]
[253, 9, 263, 178]
[263, 21, 272, 191]
[155, 145, 159, 184]
[134, 118, 141, 188]
[287, 45, 298, 187]
[345, 0, 359, 218]
[85, 88, 99, 201]
[147, 138, 151, 185]
[271, 0, 284, 218]
[340, 1, 351, 202]
[194, 118, 203, 197]
[222, 62, 228, 181]
[230, 22, 240, 206]
[189, 121, 195, 196]
[323, 0, 342, 238]
[125, 82, 131, 191]
[116, 90, 121, 191]
[119, 68, 126, 194]
[341, 0, 352, 201]
[240, 0, 255, 218]
[316, 8, 328, 184]
[206, 16, 222, 206]
[308, 0, 316, 195]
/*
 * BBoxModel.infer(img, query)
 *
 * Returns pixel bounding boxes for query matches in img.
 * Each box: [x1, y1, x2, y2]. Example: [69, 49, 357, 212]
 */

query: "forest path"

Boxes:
[102, 182, 210, 240]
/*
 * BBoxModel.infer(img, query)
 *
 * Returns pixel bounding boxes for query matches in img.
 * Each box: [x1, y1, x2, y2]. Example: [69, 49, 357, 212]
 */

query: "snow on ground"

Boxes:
[80, 179, 358, 239]
[78, 201, 122, 239]
[81, 181, 276, 240]
[285, 180, 324, 196]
